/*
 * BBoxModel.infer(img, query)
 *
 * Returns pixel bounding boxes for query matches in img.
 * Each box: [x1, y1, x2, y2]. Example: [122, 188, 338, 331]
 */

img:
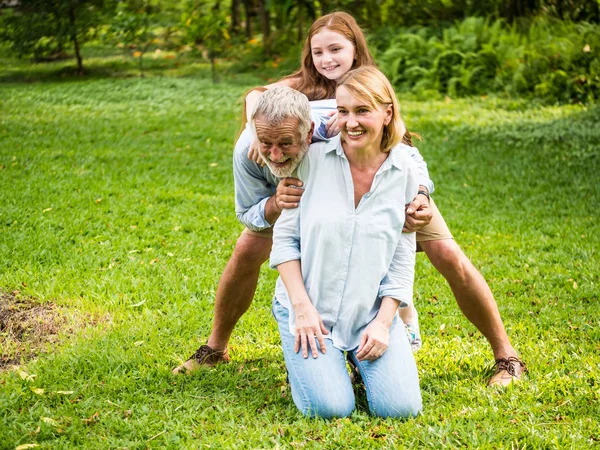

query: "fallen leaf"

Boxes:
[82, 412, 100, 425]
[16, 444, 39, 450]
[17, 369, 36, 382]
[134, 340, 145, 347]
[41, 417, 58, 427]
[30, 387, 44, 395]
[583, 44, 591, 52]
[133, 51, 142, 58]
[54, 391, 74, 395]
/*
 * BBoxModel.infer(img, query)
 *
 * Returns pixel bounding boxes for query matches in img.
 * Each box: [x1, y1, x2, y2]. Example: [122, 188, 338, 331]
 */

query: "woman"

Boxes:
[270, 66, 422, 418]
[245, 11, 430, 351]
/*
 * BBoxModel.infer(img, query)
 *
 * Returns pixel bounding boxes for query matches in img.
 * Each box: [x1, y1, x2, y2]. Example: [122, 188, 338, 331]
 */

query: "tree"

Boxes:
[0, 0, 115, 74]
[107, 0, 161, 77]
[181, 0, 231, 83]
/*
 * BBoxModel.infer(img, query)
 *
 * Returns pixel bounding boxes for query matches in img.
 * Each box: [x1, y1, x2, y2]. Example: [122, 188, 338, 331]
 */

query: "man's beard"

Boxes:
[261, 143, 309, 178]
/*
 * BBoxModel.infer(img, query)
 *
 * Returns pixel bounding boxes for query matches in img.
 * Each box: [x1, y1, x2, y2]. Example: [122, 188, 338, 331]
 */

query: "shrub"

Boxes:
[378, 16, 600, 103]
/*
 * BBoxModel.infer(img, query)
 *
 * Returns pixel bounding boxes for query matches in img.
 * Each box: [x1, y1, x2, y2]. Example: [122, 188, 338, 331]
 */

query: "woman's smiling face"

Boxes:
[310, 28, 356, 82]
[336, 85, 392, 153]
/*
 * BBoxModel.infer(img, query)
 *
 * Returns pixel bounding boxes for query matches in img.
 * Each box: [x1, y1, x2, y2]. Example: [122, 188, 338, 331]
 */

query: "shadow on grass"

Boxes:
[0, 47, 284, 87]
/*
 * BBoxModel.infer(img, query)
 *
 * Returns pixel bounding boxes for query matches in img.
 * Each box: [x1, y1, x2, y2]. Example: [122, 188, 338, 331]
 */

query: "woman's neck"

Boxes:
[344, 143, 388, 171]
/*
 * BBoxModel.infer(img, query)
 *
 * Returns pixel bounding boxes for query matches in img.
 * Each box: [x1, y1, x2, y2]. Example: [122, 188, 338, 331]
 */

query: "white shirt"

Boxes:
[270, 136, 419, 350]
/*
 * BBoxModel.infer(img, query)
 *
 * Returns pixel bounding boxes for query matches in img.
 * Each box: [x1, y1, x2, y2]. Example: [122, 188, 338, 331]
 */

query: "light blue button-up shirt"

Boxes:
[233, 99, 433, 232]
[270, 136, 419, 351]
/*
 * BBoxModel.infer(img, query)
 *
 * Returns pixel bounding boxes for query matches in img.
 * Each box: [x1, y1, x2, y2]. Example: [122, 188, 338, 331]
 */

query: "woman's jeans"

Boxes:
[272, 299, 422, 419]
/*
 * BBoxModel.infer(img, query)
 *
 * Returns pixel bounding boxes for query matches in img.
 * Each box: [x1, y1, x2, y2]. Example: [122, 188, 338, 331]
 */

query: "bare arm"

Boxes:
[277, 260, 328, 359]
[356, 296, 400, 361]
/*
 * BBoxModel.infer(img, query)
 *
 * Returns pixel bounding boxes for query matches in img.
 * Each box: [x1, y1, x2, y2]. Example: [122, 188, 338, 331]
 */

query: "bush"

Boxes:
[378, 17, 600, 103]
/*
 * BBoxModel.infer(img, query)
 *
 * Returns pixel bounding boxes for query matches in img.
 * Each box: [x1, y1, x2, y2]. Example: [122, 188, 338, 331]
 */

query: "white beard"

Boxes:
[261, 143, 309, 178]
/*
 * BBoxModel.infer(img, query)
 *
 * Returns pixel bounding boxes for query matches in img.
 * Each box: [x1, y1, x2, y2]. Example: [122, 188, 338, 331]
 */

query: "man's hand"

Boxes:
[264, 178, 304, 224]
[247, 138, 266, 167]
[294, 301, 328, 359]
[403, 194, 432, 232]
[325, 111, 341, 138]
[356, 320, 390, 361]
[274, 177, 304, 211]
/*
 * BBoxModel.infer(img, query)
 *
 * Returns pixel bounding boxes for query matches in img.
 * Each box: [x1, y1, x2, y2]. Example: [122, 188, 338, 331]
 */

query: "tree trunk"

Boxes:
[210, 50, 217, 83]
[68, 3, 83, 75]
[243, 0, 254, 39]
[231, 0, 241, 36]
[258, 0, 270, 57]
[138, 55, 144, 78]
[297, 0, 303, 43]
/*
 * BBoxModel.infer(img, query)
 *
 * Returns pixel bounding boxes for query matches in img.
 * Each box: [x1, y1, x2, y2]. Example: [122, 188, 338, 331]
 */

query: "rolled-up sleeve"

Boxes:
[378, 232, 416, 307]
[270, 205, 301, 268]
[233, 129, 276, 231]
[404, 144, 435, 194]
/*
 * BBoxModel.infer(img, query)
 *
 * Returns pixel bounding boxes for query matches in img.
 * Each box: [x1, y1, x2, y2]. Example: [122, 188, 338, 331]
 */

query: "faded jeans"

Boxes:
[272, 299, 422, 419]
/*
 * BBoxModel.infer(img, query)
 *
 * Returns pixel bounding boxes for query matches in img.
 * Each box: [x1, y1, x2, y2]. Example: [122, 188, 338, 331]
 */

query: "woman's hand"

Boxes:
[247, 138, 266, 167]
[325, 111, 341, 138]
[356, 320, 391, 361]
[294, 302, 329, 359]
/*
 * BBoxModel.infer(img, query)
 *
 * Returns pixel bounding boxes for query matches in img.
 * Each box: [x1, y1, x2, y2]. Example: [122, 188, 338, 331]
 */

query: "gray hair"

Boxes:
[250, 86, 312, 138]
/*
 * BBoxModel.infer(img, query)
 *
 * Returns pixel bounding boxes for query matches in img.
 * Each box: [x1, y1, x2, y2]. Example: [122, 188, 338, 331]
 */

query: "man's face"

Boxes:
[255, 116, 311, 178]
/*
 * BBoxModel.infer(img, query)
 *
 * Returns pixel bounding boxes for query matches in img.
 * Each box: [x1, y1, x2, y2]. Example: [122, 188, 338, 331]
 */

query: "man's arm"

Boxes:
[233, 132, 277, 232]
[234, 129, 304, 231]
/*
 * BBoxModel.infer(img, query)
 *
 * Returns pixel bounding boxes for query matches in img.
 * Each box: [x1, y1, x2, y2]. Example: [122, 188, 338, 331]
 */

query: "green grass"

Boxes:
[0, 49, 599, 449]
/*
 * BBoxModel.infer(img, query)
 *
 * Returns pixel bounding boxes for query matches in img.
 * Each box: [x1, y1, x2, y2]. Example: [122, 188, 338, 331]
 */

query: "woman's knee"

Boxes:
[370, 392, 422, 419]
[297, 394, 355, 419]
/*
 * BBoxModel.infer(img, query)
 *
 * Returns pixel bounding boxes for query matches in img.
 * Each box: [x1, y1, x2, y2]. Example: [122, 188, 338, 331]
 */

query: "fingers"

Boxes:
[308, 333, 319, 359]
[405, 200, 417, 215]
[404, 208, 432, 232]
[297, 331, 326, 358]
[319, 320, 329, 336]
[277, 178, 305, 209]
[356, 335, 388, 361]
[325, 113, 340, 138]
[300, 332, 308, 359]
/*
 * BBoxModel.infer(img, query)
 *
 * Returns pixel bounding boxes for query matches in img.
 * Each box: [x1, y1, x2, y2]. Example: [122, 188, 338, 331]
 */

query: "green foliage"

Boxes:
[0, 53, 599, 447]
[179, 0, 232, 82]
[0, 0, 115, 69]
[104, 0, 162, 76]
[378, 16, 600, 103]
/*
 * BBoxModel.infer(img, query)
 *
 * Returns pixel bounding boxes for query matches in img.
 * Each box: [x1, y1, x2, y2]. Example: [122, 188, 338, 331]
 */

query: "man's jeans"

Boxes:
[272, 299, 422, 419]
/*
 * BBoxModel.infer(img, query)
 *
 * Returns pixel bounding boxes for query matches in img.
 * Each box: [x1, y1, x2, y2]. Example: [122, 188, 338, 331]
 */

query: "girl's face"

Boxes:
[310, 28, 356, 82]
[336, 85, 392, 153]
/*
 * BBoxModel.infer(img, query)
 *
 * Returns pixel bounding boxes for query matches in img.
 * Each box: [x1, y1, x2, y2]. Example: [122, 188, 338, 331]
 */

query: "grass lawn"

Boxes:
[0, 51, 599, 449]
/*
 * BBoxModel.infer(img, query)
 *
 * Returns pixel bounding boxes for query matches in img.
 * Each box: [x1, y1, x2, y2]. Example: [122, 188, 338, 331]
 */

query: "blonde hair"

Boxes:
[284, 11, 375, 101]
[336, 66, 407, 152]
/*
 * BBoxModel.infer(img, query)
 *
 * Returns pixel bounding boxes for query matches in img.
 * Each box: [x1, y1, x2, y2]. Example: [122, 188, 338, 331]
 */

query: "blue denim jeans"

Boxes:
[272, 299, 422, 419]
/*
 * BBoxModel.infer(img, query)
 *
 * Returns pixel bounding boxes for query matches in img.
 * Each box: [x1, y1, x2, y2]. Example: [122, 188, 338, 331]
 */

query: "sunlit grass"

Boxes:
[0, 49, 598, 449]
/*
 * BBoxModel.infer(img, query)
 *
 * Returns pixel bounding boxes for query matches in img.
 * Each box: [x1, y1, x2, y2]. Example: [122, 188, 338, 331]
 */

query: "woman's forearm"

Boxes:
[277, 260, 311, 309]
[374, 296, 401, 328]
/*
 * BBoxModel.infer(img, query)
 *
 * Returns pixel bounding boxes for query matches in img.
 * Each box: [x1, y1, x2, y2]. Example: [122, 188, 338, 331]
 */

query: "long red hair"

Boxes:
[284, 11, 375, 101]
